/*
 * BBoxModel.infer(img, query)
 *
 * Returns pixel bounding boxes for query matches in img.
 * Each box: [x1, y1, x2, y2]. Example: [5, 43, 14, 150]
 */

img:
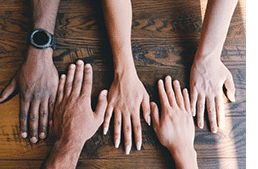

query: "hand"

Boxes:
[190, 58, 235, 133]
[0, 47, 59, 143]
[103, 70, 150, 154]
[151, 76, 197, 169]
[52, 60, 108, 144]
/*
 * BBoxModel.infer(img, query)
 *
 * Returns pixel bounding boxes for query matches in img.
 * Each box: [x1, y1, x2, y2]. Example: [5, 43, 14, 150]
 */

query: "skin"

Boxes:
[0, 0, 60, 143]
[190, 0, 238, 133]
[151, 76, 198, 169]
[102, 0, 151, 154]
[43, 60, 108, 169]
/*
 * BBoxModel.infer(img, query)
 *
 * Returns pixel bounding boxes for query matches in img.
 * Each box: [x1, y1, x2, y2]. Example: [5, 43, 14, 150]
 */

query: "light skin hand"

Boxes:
[190, 0, 237, 133]
[44, 60, 108, 169]
[103, 70, 150, 155]
[0, 47, 58, 143]
[151, 76, 198, 169]
[102, 0, 151, 155]
[190, 58, 235, 133]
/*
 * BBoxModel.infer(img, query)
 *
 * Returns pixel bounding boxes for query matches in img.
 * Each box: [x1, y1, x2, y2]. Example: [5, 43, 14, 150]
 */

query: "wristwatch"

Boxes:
[29, 29, 56, 50]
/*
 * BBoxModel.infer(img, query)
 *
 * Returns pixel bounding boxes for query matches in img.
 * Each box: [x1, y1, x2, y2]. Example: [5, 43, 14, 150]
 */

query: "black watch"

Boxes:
[29, 29, 56, 50]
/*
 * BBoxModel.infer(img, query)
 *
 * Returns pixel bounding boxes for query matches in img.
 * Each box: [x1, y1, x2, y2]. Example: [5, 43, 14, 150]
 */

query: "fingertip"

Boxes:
[103, 127, 108, 135]
[21, 132, 27, 139]
[30, 137, 38, 144]
[39, 132, 46, 140]
[85, 63, 91, 69]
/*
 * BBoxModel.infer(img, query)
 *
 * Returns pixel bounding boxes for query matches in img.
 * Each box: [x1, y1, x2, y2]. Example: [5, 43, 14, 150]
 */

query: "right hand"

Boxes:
[150, 76, 194, 154]
[0, 46, 59, 143]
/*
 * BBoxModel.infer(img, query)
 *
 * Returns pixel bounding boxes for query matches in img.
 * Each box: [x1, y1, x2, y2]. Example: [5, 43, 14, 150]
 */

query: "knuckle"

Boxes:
[124, 125, 131, 133]
[40, 109, 48, 118]
[115, 120, 121, 127]
[30, 113, 38, 122]
[134, 125, 141, 133]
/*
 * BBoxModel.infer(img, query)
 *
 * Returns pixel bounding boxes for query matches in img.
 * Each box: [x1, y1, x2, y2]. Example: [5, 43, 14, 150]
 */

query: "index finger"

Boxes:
[158, 79, 170, 108]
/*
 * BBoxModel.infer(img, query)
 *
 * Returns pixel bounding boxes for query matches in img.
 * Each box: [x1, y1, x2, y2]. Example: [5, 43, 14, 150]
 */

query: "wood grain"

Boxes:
[0, 0, 245, 168]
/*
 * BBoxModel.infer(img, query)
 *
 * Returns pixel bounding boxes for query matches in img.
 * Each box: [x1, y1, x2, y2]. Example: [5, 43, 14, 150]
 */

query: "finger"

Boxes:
[215, 94, 225, 129]
[19, 95, 30, 139]
[39, 99, 48, 140]
[81, 64, 93, 104]
[56, 74, 66, 104]
[224, 74, 236, 102]
[132, 109, 142, 151]
[71, 60, 84, 96]
[29, 100, 41, 143]
[123, 113, 132, 155]
[103, 104, 113, 135]
[64, 64, 76, 97]
[141, 93, 151, 126]
[196, 95, 205, 129]
[183, 88, 191, 115]
[164, 76, 176, 107]
[173, 80, 184, 109]
[95, 90, 108, 123]
[114, 110, 122, 149]
[150, 102, 160, 131]
[48, 94, 56, 135]
[0, 75, 18, 103]
[158, 79, 170, 108]
[190, 88, 198, 116]
[206, 97, 217, 133]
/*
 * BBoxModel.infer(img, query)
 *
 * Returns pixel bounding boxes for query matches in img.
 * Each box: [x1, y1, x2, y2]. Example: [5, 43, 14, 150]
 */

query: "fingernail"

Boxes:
[125, 145, 130, 155]
[21, 132, 27, 138]
[115, 139, 120, 148]
[30, 137, 38, 144]
[103, 127, 108, 135]
[77, 60, 83, 65]
[136, 142, 141, 151]
[39, 132, 46, 139]
[211, 127, 217, 133]
[102, 90, 108, 96]
[147, 116, 151, 126]
[198, 122, 203, 129]
[85, 63, 91, 68]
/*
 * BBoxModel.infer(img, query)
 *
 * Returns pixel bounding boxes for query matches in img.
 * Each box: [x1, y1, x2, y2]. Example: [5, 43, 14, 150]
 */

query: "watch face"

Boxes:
[30, 29, 51, 49]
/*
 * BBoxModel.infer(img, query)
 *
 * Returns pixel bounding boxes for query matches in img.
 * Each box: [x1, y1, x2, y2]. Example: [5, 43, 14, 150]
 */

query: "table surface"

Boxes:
[0, 0, 246, 168]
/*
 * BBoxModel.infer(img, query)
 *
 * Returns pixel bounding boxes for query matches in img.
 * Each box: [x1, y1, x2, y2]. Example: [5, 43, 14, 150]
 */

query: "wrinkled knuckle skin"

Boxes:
[30, 113, 38, 122]
[208, 107, 216, 113]
[125, 126, 131, 133]
[134, 125, 141, 133]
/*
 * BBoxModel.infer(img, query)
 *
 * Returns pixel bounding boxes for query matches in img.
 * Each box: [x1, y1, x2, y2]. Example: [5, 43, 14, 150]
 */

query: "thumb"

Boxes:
[0, 75, 18, 103]
[224, 74, 236, 102]
[95, 90, 108, 122]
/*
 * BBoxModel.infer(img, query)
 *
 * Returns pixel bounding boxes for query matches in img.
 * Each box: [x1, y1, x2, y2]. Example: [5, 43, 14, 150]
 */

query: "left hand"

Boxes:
[51, 60, 108, 144]
[190, 58, 235, 133]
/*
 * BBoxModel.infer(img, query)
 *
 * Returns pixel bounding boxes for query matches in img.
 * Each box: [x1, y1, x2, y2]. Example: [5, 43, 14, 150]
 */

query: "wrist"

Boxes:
[26, 46, 53, 61]
[168, 145, 198, 169]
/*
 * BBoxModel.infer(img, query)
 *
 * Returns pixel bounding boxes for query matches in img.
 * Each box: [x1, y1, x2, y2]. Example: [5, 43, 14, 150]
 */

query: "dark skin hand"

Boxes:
[0, 47, 58, 143]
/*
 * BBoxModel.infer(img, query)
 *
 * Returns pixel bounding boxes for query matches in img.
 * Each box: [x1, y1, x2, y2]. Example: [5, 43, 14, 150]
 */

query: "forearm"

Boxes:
[43, 137, 85, 169]
[195, 0, 238, 61]
[31, 0, 61, 34]
[102, 0, 136, 74]
[168, 146, 198, 169]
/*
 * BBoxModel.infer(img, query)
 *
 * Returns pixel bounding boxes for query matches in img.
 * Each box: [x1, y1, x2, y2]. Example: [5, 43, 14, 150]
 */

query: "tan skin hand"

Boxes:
[190, 58, 235, 133]
[44, 60, 108, 169]
[0, 47, 58, 143]
[52, 60, 108, 144]
[151, 76, 198, 169]
[103, 70, 150, 155]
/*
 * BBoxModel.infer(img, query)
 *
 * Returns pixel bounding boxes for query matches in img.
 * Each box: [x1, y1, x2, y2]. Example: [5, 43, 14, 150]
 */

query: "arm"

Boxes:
[190, 0, 238, 132]
[43, 60, 108, 168]
[0, 0, 60, 143]
[101, 0, 151, 154]
[151, 76, 198, 169]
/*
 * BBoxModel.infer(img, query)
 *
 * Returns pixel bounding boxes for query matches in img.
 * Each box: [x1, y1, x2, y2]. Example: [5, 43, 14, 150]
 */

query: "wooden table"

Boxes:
[0, 0, 246, 168]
